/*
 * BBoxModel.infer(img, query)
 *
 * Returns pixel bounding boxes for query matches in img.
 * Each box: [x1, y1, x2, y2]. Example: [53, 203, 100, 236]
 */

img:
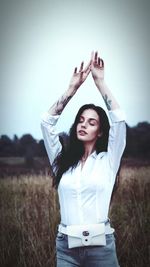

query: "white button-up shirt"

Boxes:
[41, 109, 126, 225]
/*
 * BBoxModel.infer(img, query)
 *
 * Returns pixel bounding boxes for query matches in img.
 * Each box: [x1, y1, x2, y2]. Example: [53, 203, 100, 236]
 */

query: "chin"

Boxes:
[77, 135, 87, 141]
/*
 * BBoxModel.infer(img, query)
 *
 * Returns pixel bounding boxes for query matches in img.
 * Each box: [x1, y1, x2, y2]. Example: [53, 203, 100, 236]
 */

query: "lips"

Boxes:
[78, 130, 87, 136]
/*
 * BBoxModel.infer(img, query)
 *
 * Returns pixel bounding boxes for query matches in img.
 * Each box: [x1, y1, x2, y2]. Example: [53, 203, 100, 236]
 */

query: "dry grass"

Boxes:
[0, 164, 149, 267]
[0, 174, 59, 267]
[110, 166, 150, 267]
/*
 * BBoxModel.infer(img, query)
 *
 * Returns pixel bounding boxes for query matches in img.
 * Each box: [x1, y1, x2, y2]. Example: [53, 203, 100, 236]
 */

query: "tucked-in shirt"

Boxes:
[41, 109, 126, 225]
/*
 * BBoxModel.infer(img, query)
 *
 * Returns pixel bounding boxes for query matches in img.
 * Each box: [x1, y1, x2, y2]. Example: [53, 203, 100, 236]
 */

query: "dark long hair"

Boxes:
[52, 104, 110, 188]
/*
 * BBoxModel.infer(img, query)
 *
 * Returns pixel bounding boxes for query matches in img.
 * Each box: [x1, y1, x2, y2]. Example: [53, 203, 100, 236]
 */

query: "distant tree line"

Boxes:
[0, 134, 46, 158]
[0, 122, 150, 159]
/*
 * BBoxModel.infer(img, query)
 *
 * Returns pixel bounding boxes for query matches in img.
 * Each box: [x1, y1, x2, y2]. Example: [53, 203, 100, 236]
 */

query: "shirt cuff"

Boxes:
[41, 112, 60, 125]
[108, 109, 126, 123]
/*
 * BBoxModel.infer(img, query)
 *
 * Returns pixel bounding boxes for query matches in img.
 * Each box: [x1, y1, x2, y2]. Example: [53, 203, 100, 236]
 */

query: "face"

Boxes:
[76, 109, 101, 146]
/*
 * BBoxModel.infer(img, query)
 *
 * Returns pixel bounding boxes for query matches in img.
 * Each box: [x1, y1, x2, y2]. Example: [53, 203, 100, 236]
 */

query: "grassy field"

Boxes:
[0, 162, 149, 267]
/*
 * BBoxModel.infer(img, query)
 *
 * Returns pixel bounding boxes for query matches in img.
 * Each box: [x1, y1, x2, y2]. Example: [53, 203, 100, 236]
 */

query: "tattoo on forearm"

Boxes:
[103, 94, 112, 110]
[51, 95, 72, 115]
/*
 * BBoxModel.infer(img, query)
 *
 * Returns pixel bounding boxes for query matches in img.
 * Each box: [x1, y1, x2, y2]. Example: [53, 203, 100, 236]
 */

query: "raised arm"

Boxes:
[91, 51, 126, 176]
[41, 60, 91, 166]
[49, 60, 91, 115]
[91, 51, 119, 111]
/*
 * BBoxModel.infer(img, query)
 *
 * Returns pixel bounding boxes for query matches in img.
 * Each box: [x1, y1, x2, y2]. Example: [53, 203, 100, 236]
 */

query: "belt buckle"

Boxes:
[82, 230, 89, 236]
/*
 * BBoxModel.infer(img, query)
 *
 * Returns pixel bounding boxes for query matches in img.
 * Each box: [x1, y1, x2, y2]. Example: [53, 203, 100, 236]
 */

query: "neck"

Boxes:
[82, 143, 95, 160]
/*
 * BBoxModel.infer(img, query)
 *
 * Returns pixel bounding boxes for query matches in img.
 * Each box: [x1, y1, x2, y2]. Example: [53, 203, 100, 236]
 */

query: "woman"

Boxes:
[41, 52, 126, 267]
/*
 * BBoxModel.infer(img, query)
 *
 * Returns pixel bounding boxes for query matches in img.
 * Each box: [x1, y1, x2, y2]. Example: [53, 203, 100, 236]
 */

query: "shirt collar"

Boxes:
[91, 151, 106, 159]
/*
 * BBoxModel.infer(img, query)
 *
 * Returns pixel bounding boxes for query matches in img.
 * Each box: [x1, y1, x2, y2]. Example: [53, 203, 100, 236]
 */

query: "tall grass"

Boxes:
[110, 166, 150, 267]
[0, 174, 59, 267]
[0, 165, 149, 267]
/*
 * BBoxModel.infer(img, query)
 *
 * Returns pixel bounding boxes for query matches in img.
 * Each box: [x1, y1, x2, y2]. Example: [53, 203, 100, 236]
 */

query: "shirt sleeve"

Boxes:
[107, 108, 126, 176]
[40, 112, 62, 165]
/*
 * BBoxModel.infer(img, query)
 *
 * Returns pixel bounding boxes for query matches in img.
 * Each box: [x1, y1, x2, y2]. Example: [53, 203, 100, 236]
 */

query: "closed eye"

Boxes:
[78, 116, 84, 123]
[78, 116, 99, 126]
[89, 119, 98, 126]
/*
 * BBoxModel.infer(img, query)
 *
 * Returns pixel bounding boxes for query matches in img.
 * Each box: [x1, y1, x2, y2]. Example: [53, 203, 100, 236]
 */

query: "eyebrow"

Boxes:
[80, 116, 99, 122]
[89, 118, 99, 123]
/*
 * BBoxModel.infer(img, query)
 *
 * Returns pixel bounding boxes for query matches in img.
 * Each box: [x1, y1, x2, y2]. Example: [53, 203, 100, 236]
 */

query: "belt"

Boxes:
[58, 221, 114, 236]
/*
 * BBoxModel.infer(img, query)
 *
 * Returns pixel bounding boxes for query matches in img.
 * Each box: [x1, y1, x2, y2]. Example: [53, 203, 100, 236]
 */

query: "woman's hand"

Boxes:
[90, 51, 120, 110]
[69, 60, 91, 90]
[48, 59, 91, 115]
[91, 51, 104, 82]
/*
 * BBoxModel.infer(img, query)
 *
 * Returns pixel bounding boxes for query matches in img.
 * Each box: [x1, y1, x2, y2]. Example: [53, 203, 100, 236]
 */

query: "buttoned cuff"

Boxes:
[41, 112, 60, 125]
[108, 109, 126, 123]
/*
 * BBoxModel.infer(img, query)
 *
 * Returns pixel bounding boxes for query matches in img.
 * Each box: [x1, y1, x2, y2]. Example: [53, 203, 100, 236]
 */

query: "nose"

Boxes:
[81, 121, 87, 128]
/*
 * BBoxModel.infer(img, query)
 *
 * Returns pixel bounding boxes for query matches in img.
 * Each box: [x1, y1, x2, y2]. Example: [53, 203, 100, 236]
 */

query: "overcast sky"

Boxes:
[0, 0, 150, 140]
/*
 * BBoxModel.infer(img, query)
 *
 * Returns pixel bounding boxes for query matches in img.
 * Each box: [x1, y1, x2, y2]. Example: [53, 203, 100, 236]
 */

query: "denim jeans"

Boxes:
[56, 232, 120, 267]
